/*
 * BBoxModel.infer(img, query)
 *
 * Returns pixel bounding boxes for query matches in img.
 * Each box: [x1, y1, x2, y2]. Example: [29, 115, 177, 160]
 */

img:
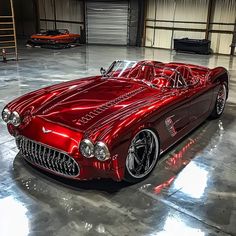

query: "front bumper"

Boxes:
[15, 135, 123, 182]
[9, 116, 124, 181]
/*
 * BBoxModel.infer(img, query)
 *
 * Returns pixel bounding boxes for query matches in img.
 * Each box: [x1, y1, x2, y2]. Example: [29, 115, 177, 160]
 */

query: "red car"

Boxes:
[26, 29, 80, 49]
[2, 60, 228, 183]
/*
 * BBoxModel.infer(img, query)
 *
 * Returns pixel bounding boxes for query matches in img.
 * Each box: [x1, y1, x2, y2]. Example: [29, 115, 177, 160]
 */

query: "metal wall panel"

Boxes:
[86, 1, 128, 45]
[210, 0, 236, 54]
[145, 0, 175, 48]
[210, 33, 233, 55]
[38, 0, 84, 34]
[145, 0, 208, 49]
[145, 0, 236, 55]
[174, 0, 208, 22]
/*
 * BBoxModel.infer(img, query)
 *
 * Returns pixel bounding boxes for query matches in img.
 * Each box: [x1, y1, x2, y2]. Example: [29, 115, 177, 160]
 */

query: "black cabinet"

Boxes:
[174, 38, 211, 54]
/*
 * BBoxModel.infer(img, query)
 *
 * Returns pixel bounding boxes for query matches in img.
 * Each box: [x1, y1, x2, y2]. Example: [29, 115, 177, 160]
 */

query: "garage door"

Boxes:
[86, 1, 129, 45]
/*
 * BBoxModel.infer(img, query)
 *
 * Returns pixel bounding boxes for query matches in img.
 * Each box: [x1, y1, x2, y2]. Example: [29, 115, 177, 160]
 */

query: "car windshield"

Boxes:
[104, 60, 138, 78]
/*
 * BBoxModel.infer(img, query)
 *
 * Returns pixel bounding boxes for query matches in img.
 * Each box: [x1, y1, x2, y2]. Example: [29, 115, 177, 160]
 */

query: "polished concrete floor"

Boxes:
[0, 44, 236, 236]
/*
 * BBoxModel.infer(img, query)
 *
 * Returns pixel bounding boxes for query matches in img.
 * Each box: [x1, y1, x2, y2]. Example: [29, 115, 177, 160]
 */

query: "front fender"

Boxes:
[87, 105, 161, 170]
[209, 67, 229, 86]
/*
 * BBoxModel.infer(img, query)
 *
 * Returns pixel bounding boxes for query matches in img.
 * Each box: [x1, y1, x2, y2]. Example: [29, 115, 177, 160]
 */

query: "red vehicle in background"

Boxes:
[26, 29, 80, 49]
[2, 60, 229, 183]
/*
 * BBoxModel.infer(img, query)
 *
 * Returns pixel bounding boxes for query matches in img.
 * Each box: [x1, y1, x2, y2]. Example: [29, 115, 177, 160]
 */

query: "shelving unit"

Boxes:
[0, 0, 18, 61]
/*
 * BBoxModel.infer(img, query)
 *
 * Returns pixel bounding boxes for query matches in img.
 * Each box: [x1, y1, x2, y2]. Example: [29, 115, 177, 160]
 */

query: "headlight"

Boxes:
[94, 142, 110, 161]
[2, 108, 11, 123]
[11, 111, 21, 127]
[79, 139, 94, 158]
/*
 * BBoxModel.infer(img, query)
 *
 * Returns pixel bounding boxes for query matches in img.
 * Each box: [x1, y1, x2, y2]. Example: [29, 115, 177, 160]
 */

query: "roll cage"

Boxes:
[104, 60, 200, 89]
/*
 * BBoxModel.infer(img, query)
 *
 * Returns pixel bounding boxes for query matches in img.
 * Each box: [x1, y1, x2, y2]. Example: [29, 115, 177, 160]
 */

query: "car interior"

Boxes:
[105, 61, 202, 89]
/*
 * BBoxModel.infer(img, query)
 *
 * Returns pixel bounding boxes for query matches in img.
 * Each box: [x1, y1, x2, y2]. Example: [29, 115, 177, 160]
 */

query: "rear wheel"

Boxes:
[124, 129, 159, 183]
[210, 83, 227, 118]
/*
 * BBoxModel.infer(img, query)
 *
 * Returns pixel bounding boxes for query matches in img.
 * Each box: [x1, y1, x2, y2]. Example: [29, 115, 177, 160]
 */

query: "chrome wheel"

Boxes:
[125, 129, 159, 179]
[216, 84, 227, 115]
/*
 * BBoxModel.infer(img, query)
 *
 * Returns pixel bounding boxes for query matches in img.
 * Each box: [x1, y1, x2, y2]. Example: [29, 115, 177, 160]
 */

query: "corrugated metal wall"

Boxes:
[210, 0, 236, 55]
[145, 0, 236, 55]
[86, 1, 129, 45]
[38, 0, 84, 34]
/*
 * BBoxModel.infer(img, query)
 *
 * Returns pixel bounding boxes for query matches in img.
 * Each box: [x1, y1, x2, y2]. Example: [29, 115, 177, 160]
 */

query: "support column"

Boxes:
[230, 16, 236, 56]
[205, 0, 215, 40]
[53, 0, 57, 30]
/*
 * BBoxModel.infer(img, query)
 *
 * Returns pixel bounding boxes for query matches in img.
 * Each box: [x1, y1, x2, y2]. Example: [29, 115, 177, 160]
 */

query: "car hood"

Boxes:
[39, 79, 151, 131]
[10, 77, 164, 132]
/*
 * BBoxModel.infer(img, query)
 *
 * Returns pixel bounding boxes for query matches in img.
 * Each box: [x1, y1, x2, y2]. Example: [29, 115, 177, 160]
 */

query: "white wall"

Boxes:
[38, 0, 84, 34]
[145, 0, 236, 54]
[209, 0, 236, 54]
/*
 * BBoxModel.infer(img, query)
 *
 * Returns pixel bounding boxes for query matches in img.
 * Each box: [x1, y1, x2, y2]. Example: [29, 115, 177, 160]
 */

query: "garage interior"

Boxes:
[0, 0, 236, 236]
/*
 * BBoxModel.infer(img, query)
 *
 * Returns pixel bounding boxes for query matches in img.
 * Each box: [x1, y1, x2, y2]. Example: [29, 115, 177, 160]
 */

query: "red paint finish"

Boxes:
[154, 176, 176, 194]
[4, 60, 229, 181]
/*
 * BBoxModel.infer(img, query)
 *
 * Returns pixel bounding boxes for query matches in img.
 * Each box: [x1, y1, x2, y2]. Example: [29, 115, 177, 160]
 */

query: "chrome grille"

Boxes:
[16, 136, 79, 177]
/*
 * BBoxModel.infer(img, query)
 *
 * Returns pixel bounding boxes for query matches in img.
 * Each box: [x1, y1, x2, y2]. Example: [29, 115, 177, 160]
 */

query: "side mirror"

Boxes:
[100, 67, 106, 75]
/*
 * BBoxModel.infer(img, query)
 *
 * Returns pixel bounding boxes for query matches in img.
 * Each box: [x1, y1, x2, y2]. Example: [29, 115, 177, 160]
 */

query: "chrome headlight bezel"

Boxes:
[79, 139, 94, 158]
[94, 141, 110, 161]
[11, 111, 21, 127]
[2, 108, 11, 123]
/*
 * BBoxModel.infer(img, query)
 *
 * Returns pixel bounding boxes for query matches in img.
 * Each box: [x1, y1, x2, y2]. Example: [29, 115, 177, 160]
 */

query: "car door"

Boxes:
[185, 82, 213, 122]
[176, 66, 213, 122]
[156, 87, 191, 153]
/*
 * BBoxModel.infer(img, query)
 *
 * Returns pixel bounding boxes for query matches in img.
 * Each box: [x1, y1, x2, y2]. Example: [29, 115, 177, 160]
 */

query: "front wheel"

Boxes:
[124, 129, 159, 183]
[210, 83, 227, 119]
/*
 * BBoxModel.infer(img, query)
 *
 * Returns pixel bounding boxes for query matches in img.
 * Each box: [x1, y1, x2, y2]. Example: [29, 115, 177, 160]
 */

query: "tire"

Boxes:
[210, 83, 227, 119]
[124, 129, 160, 183]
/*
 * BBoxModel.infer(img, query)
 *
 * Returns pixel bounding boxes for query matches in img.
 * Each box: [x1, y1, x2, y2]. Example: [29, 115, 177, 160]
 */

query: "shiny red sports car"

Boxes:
[2, 60, 228, 183]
